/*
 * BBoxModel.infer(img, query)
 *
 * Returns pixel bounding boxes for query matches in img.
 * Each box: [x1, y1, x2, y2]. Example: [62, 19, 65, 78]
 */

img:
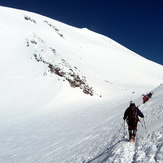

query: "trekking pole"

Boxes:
[139, 119, 144, 127]
[123, 120, 126, 138]
[143, 118, 147, 133]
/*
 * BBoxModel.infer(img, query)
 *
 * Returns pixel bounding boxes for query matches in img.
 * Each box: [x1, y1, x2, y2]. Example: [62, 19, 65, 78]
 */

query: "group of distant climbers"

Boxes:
[123, 92, 153, 142]
[142, 92, 153, 103]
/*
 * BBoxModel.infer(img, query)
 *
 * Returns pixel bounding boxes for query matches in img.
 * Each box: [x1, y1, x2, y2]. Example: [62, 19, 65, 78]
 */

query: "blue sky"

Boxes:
[0, 0, 163, 65]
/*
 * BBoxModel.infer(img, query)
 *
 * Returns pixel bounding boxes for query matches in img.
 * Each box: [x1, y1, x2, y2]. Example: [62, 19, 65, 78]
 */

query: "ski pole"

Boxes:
[123, 120, 126, 138]
[143, 118, 147, 133]
[139, 119, 144, 127]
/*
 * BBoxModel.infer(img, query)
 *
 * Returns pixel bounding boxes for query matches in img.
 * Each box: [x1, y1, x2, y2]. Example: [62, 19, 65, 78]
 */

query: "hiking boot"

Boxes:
[129, 136, 135, 143]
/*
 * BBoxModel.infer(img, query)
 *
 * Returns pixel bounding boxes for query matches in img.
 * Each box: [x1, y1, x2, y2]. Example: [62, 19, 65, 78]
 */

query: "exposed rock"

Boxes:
[44, 20, 64, 38]
[48, 63, 93, 96]
[24, 16, 36, 24]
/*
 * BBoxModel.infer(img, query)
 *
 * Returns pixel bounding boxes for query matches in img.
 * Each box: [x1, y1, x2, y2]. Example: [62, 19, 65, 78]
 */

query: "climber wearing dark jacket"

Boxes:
[123, 102, 144, 141]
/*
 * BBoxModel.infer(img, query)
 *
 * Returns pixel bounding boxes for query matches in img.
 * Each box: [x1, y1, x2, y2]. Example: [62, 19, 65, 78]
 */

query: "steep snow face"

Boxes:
[0, 6, 163, 104]
[0, 6, 163, 163]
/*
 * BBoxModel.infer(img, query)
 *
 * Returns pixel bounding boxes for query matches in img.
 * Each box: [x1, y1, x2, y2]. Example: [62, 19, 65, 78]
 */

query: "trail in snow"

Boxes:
[0, 86, 162, 163]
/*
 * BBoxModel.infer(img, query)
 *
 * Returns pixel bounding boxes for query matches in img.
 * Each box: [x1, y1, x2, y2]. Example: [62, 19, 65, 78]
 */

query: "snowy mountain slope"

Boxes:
[0, 84, 162, 163]
[0, 6, 163, 100]
[0, 6, 163, 163]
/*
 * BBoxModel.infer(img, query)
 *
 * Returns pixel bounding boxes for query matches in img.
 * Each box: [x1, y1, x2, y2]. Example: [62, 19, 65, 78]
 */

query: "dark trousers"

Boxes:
[126, 119, 138, 139]
[129, 130, 136, 138]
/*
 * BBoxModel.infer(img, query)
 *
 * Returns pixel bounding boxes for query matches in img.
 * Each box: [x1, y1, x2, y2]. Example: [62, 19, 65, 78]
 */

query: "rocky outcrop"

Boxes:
[26, 35, 94, 96]
[24, 16, 36, 24]
[44, 20, 64, 38]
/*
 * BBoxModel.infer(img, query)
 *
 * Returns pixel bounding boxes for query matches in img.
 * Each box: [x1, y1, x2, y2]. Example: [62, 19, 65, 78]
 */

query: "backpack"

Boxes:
[143, 95, 149, 103]
[127, 106, 139, 122]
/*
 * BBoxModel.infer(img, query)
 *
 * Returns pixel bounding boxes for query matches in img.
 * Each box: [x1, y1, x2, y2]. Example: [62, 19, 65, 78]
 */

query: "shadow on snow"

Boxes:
[86, 138, 128, 163]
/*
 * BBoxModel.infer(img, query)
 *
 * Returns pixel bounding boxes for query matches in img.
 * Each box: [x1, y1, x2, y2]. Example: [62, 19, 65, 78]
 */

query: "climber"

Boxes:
[123, 102, 144, 142]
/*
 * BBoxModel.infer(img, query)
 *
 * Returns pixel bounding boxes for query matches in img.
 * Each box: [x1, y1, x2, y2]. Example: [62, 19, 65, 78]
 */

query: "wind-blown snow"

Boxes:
[0, 6, 163, 163]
